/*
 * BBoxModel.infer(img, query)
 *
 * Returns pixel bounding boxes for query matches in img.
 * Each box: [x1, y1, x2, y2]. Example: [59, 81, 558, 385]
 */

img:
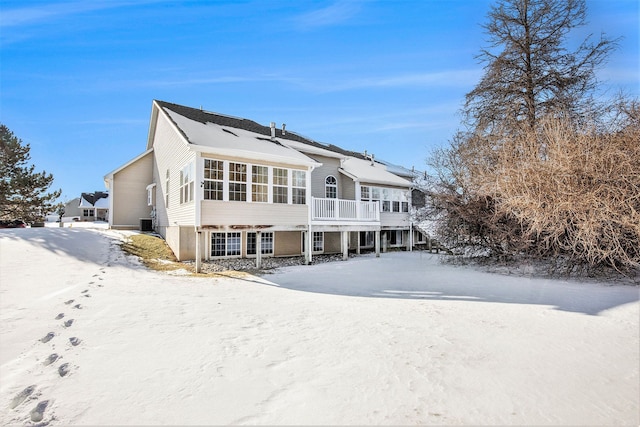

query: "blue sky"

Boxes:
[1, 0, 638, 203]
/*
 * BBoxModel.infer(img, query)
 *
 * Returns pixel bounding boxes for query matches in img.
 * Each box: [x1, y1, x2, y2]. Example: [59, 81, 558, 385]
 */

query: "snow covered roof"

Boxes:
[339, 157, 412, 188]
[153, 101, 419, 182]
[78, 192, 109, 208]
[78, 197, 93, 208]
[155, 101, 370, 161]
[94, 197, 110, 209]
[162, 108, 318, 167]
[157, 102, 320, 167]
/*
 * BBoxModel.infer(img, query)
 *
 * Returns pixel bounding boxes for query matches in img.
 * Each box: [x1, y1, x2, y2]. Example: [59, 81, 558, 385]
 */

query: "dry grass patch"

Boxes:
[120, 233, 185, 272]
[120, 233, 256, 278]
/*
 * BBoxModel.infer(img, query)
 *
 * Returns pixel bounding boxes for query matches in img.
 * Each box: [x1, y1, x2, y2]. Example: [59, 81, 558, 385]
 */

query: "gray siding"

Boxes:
[308, 155, 341, 198]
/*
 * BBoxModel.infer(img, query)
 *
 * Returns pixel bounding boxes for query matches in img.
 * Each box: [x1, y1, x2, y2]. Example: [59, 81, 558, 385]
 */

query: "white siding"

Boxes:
[201, 201, 307, 227]
[151, 111, 196, 228]
[380, 212, 410, 228]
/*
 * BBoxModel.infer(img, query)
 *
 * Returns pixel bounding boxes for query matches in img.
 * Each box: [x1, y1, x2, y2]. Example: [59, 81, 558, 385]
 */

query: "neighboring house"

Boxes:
[62, 197, 82, 220]
[78, 191, 109, 221]
[105, 100, 415, 270]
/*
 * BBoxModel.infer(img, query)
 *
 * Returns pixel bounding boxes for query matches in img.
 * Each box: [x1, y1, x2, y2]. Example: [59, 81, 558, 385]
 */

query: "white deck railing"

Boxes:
[312, 197, 380, 222]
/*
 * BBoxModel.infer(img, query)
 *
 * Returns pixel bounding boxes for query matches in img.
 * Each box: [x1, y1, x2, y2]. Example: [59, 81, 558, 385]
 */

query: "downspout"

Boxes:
[195, 153, 203, 273]
[107, 177, 114, 228]
[306, 164, 316, 265]
[409, 185, 413, 252]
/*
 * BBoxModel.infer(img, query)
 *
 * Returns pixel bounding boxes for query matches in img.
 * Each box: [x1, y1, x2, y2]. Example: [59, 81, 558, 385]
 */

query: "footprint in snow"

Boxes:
[64, 299, 74, 305]
[9, 385, 35, 409]
[81, 289, 89, 293]
[55, 313, 64, 320]
[30, 400, 49, 422]
[40, 333, 54, 343]
[73, 304, 82, 309]
[69, 337, 81, 346]
[43, 353, 59, 366]
[58, 363, 70, 377]
[63, 319, 74, 328]
[83, 294, 91, 298]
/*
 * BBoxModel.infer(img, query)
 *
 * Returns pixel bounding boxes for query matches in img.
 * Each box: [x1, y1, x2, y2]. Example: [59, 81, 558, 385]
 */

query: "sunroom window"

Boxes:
[204, 160, 224, 201]
[292, 170, 306, 204]
[228, 162, 247, 202]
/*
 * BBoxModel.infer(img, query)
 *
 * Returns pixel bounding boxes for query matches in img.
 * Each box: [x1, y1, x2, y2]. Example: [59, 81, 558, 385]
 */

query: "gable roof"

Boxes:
[339, 157, 412, 188]
[79, 191, 109, 208]
[156, 101, 318, 167]
[150, 101, 414, 187]
[154, 100, 369, 161]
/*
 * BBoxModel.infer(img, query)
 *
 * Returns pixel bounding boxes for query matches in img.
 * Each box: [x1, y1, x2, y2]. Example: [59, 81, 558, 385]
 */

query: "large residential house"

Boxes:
[105, 100, 417, 271]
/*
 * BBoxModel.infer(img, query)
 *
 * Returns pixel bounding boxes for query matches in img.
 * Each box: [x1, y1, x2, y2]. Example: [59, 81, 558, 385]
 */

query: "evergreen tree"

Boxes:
[0, 124, 61, 222]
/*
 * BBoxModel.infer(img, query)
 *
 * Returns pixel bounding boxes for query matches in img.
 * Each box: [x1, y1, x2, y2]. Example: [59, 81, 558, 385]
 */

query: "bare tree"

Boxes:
[425, 0, 639, 274]
[465, 0, 617, 134]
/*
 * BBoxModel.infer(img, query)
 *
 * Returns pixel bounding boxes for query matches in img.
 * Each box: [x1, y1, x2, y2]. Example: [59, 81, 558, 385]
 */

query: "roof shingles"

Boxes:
[155, 100, 368, 160]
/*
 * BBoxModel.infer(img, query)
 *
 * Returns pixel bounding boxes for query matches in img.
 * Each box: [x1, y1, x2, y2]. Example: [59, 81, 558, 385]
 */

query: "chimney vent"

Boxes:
[282, 123, 286, 135]
[270, 122, 276, 139]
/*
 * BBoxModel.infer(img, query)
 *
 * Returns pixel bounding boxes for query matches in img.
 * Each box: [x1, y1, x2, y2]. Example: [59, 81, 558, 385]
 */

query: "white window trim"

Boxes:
[201, 158, 310, 206]
[179, 162, 195, 204]
[146, 183, 156, 207]
[325, 175, 337, 199]
[210, 232, 242, 258]
[246, 231, 275, 257]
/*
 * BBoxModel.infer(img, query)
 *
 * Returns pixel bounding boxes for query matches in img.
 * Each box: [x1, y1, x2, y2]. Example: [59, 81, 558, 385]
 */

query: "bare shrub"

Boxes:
[428, 103, 639, 274]
[492, 107, 639, 271]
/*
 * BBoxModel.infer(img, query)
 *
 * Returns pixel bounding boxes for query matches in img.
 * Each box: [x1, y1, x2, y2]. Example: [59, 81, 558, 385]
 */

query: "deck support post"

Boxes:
[195, 230, 202, 273]
[375, 230, 381, 258]
[305, 229, 313, 265]
[342, 231, 349, 261]
[256, 230, 262, 269]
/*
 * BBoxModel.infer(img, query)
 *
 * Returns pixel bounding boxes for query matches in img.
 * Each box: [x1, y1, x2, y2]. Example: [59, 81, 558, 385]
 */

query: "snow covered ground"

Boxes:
[1, 225, 638, 425]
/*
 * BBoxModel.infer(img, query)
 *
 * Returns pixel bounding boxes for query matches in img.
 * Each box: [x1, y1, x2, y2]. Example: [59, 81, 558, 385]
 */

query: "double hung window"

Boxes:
[252, 166, 268, 202]
[180, 162, 194, 204]
[204, 160, 224, 200]
[273, 168, 288, 204]
[292, 170, 306, 204]
[228, 162, 247, 201]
